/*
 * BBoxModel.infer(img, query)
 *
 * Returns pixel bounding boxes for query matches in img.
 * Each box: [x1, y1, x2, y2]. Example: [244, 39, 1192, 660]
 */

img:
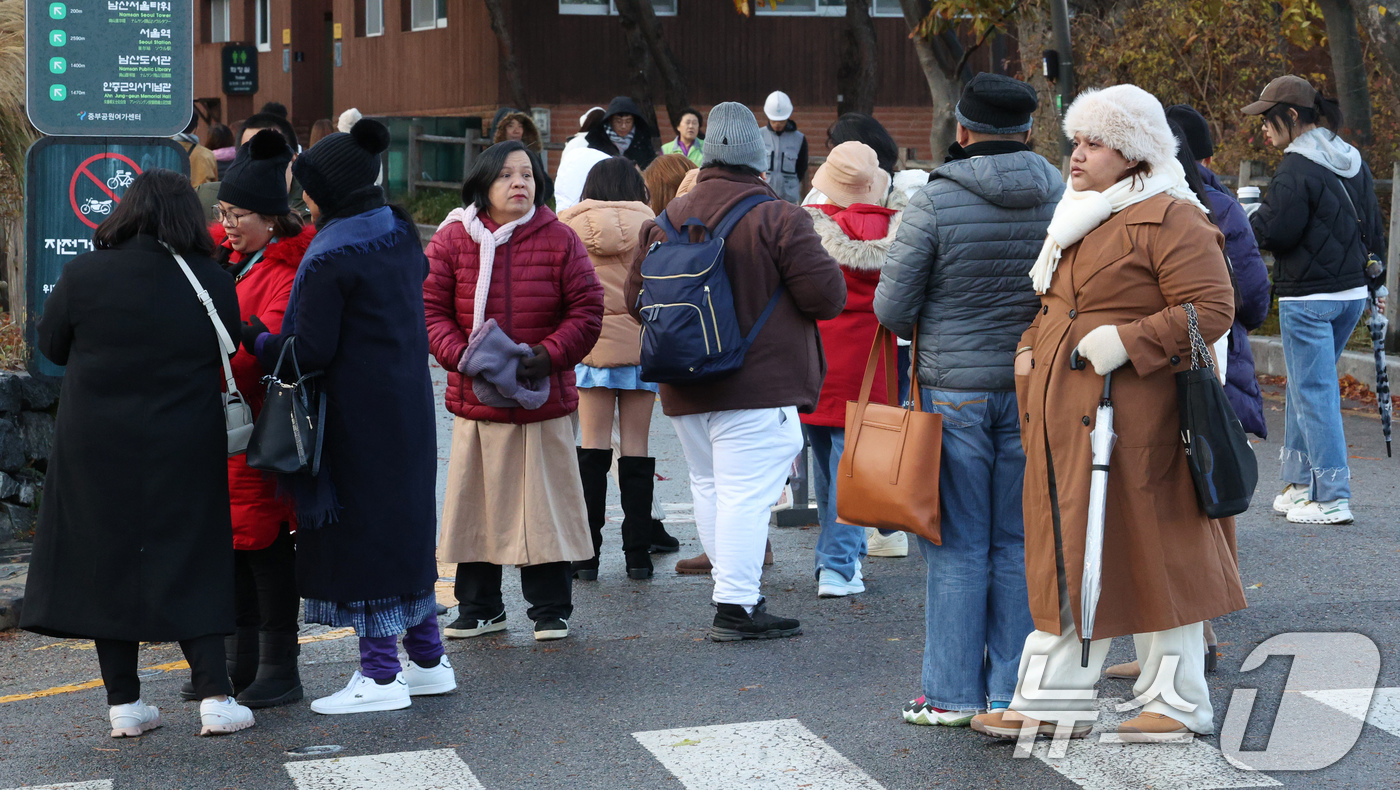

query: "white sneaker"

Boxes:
[865, 528, 909, 558]
[403, 656, 457, 696]
[1273, 484, 1308, 515]
[109, 700, 160, 738]
[817, 567, 866, 598]
[1287, 498, 1353, 525]
[198, 696, 254, 736]
[310, 671, 411, 715]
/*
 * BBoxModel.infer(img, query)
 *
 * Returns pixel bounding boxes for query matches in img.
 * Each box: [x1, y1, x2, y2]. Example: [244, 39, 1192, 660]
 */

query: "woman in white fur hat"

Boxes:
[970, 84, 1246, 743]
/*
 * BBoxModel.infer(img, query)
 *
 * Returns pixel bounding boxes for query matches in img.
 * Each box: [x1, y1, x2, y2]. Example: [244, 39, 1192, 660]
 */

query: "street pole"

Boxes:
[1049, 0, 1075, 161]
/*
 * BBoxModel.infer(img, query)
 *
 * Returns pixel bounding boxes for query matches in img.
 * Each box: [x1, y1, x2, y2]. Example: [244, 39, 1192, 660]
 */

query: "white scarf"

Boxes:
[1028, 157, 1208, 294]
[439, 204, 537, 333]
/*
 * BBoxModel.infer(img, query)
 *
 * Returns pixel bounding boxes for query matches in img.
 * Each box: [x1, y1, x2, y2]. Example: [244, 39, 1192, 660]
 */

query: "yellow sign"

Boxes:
[333, 22, 343, 39]
[282, 28, 291, 45]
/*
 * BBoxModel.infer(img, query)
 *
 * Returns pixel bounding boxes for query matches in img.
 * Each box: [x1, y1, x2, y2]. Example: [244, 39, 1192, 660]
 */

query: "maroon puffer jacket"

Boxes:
[424, 206, 604, 424]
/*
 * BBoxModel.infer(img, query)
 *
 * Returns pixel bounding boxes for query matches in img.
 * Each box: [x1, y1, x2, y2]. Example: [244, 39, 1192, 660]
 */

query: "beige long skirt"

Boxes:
[438, 416, 593, 567]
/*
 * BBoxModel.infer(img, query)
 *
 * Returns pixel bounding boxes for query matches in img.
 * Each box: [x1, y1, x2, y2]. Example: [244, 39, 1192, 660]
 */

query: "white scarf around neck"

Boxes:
[1028, 157, 1208, 294]
[440, 204, 537, 333]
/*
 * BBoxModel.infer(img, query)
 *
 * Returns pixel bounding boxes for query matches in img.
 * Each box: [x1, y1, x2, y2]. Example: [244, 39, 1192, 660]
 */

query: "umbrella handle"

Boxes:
[1081, 638, 1091, 668]
[1070, 349, 1115, 400]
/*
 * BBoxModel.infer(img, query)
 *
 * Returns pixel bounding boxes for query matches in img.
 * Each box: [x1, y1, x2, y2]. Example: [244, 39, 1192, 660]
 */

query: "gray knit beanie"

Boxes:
[701, 102, 768, 172]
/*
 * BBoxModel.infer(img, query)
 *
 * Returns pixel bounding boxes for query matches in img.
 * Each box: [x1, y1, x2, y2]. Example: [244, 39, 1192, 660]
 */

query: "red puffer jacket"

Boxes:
[211, 222, 312, 550]
[423, 207, 604, 424]
[800, 202, 900, 428]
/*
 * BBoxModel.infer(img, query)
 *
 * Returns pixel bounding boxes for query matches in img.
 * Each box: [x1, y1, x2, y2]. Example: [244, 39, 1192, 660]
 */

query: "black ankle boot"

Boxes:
[181, 626, 256, 700]
[618, 457, 656, 579]
[649, 519, 680, 553]
[236, 632, 303, 708]
[572, 448, 612, 581]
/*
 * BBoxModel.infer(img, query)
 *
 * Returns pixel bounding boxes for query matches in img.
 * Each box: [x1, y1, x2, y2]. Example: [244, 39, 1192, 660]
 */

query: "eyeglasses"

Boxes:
[214, 206, 256, 225]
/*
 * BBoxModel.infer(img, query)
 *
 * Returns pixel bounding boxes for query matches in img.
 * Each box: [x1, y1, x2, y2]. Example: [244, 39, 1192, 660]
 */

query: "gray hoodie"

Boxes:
[1286, 127, 1362, 178]
[874, 147, 1064, 392]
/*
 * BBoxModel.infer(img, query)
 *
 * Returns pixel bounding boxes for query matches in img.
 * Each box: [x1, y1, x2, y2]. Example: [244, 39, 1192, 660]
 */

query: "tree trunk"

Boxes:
[898, 0, 961, 159]
[1349, 0, 1400, 115]
[616, 8, 660, 137]
[1318, 0, 1373, 143]
[614, 0, 689, 133]
[1015, 0, 1063, 163]
[482, 0, 531, 113]
[837, 0, 879, 116]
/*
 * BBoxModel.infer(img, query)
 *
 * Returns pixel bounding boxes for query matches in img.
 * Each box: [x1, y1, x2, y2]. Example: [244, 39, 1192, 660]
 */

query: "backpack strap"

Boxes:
[713, 194, 776, 240]
[744, 283, 787, 345]
[655, 207, 684, 244]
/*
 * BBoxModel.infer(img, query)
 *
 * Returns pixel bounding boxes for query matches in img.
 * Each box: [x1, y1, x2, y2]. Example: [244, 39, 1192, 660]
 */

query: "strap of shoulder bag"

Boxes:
[167, 244, 244, 399]
[1331, 172, 1373, 248]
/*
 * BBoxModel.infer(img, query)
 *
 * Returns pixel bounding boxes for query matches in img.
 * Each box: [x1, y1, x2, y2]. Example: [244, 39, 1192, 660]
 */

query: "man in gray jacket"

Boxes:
[873, 74, 1063, 729]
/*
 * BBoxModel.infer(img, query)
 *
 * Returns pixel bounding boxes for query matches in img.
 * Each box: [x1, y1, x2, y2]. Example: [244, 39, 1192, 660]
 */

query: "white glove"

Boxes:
[1075, 325, 1129, 375]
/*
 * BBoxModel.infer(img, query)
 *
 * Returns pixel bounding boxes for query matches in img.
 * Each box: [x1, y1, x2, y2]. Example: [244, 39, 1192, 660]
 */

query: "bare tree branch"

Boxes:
[838, 0, 879, 116]
[482, 0, 531, 112]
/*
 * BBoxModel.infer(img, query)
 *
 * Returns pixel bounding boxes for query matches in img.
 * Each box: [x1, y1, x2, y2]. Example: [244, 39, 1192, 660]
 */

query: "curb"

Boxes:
[1249, 336, 1399, 391]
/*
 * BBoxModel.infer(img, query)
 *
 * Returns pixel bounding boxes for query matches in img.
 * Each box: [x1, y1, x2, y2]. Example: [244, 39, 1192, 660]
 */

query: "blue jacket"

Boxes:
[1200, 165, 1271, 438]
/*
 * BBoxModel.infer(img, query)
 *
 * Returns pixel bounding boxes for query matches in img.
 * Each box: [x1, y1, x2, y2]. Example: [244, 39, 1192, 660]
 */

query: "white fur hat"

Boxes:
[1062, 85, 1178, 169]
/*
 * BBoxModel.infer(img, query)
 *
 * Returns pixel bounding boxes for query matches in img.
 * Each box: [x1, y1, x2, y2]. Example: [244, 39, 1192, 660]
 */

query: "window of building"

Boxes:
[558, 0, 678, 15]
[410, 0, 446, 30]
[254, 0, 271, 51]
[365, 0, 383, 36]
[755, 0, 845, 15]
[208, 0, 230, 43]
[871, 0, 904, 16]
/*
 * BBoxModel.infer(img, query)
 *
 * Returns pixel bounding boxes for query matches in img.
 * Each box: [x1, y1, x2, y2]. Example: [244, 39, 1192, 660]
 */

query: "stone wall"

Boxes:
[0, 371, 59, 542]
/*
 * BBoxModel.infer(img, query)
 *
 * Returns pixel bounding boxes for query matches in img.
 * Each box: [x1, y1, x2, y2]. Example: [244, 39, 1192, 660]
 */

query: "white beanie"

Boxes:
[763, 91, 793, 122]
[337, 107, 363, 134]
[580, 106, 605, 128]
[1062, 85, 1178, 170]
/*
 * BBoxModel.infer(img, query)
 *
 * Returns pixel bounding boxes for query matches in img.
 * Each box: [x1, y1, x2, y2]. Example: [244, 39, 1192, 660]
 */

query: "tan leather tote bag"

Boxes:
[835, 326, 943, 545]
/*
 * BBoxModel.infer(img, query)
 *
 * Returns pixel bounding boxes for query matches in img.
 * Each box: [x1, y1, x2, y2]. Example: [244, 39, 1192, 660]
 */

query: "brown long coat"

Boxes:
[1015, 194, 1247, 640]
[559, 199, 654, 368]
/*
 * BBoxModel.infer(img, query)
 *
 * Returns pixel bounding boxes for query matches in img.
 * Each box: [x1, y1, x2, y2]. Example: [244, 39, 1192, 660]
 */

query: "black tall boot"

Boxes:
[572, 448, 612, 581]
[618, 456, 657, 579]
[180, 626, 256, 701]
[236, 632, 303, 708]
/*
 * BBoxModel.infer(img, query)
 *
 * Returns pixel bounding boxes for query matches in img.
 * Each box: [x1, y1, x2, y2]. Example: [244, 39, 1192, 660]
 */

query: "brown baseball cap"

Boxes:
[1242, 75, 1317, 115]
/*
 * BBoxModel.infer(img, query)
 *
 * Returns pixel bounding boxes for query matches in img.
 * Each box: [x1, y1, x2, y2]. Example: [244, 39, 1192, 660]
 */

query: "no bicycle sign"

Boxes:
[25, 136, 187, 376]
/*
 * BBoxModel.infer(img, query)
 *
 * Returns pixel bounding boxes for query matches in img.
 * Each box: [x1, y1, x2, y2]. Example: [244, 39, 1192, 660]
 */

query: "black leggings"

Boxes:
[234, 526, 299, 633]
[95, 635, 232, 705]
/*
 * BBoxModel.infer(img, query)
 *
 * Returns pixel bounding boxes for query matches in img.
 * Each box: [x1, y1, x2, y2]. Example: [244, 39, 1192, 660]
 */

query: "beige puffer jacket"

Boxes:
[559, 199, 655, 368]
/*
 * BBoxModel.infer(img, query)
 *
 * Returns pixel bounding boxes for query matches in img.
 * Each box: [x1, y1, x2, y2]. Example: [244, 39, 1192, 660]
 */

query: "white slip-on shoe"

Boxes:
[817, 568, 866, 598]
[403, 656, 457, 696]
[1273, 484, 1308, 515]
[1287, 498, 1353, 525]
[310, 671, 412, 715]
[198, 696, 255, 736]
[109, 700, 160, 738]
[865, 528, 909, 558]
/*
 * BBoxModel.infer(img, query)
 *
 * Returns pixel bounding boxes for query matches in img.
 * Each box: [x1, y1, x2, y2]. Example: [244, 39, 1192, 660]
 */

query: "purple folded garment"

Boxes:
[459, 318, 550, 410]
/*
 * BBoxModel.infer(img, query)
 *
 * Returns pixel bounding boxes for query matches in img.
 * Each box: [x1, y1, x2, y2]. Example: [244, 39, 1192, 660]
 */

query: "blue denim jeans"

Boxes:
[807, 425, 867, 582]
[917, 388, 1034, 709]
[1278, 298, 1366, 502]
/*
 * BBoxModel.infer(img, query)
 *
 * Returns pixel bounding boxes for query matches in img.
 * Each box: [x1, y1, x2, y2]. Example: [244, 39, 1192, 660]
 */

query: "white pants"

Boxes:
[670, 407, 803, 606]
[1010, 593, 1215, 734]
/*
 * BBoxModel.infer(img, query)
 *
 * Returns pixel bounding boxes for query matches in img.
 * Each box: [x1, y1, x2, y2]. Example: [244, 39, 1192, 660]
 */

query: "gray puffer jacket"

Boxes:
[874, 148, 1063, 392]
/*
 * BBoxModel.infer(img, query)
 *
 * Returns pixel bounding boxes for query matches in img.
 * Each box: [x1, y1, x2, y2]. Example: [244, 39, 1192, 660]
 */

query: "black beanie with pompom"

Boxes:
[217, 129, 293, 216]
[292, 118, 391, 218]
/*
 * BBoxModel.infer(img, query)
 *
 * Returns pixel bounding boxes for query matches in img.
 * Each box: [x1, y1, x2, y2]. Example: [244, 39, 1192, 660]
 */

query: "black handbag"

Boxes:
[1176, 303, 1258, 518]
[246, 337, 326, 475]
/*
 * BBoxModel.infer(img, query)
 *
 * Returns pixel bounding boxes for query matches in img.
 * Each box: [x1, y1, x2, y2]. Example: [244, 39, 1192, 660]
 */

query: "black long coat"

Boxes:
[22, 234, 241, 642]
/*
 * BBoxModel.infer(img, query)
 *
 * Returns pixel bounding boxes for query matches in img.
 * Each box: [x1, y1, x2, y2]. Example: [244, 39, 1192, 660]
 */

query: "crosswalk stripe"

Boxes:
[284, 748, 485, 790]
[632, 718, 885, 789]
[0, 783, 112, 790]
[1301, 687, 1400, 738]
[1031, 699, 1281, 790]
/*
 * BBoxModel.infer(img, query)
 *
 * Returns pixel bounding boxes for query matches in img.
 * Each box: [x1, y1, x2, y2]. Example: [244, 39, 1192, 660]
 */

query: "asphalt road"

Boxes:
[0, 368, 1396, 790]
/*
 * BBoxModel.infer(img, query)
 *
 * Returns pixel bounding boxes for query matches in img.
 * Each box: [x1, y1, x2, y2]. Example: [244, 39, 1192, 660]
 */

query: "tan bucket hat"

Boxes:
[812, 142, 889, 208]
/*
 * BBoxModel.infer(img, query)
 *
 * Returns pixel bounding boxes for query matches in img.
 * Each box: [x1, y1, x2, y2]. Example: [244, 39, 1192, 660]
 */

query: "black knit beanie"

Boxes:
[292, 118, 391, 217]
[217, 129, 293, 216]
[955, 73, 1038, 135]
[1164, 104, 1215, 160]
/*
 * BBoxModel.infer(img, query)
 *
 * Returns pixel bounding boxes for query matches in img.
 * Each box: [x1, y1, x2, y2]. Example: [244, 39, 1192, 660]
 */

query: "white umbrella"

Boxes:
[1072, 349, 1116, 667]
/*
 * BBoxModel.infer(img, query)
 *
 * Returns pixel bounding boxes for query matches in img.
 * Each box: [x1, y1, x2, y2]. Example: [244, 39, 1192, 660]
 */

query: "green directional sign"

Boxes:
[25, 0, 193, 136]
[221, 42, 258, 95]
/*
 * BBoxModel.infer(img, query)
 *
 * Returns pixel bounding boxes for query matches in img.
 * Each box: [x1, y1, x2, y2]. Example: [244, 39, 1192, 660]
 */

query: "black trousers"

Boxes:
[95, 634, 232, 705]
[234, 526, 299, 633]
[455, 561, 572, 622]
